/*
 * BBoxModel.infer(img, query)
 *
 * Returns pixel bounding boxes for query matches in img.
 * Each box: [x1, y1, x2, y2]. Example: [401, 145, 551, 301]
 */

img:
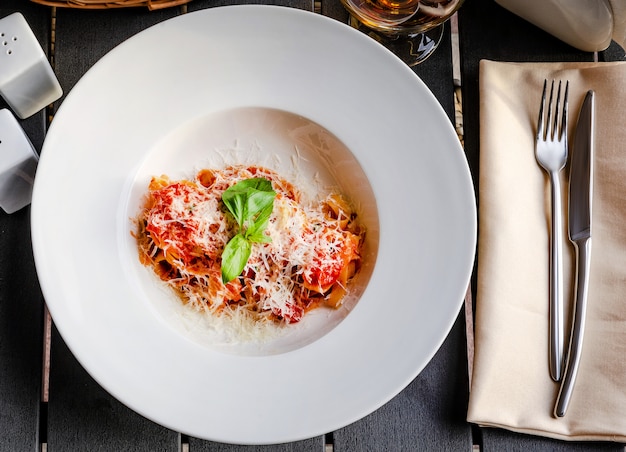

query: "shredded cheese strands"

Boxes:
[136, 165, 364, 332]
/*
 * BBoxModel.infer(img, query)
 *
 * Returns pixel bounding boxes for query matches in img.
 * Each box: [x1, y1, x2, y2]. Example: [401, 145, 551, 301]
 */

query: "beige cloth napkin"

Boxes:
[467, 60, 626, 442]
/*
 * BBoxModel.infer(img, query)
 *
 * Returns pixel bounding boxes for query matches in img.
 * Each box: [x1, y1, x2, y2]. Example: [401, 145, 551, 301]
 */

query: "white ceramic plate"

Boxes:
[31, 5, 476, 445]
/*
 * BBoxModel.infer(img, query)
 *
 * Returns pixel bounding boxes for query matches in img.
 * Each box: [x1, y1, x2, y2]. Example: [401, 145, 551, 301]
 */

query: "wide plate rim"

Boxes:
[31, 5, 476, 444]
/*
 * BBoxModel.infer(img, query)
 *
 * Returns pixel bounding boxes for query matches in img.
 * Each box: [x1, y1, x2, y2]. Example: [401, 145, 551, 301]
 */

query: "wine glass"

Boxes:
[341, 0, 465, 65]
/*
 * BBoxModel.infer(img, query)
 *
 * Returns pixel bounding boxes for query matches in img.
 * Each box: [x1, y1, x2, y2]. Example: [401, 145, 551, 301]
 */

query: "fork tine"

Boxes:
[547, 80, 555, 140]
[560, 81, 569, 141]
[537, 79, 570, 142]
[537, 79, 547, 140]
[553, 80, 562, 140]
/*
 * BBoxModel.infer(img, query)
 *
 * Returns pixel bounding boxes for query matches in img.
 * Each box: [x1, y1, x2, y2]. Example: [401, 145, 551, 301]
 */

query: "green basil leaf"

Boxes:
[244, 190, 275, 224]
[246, 229, 272, 244]
[243, 191, 275, 231]
[245, 177, 273, 192]
[222, 189, 246, 226]
[222, 178, 275, 227]
[223, 178, 273, 201]
[221, 177, 276, 282]
[247, 234, 272, 244]
[245, 201, 274, 242]
[221, 233, 252, 283]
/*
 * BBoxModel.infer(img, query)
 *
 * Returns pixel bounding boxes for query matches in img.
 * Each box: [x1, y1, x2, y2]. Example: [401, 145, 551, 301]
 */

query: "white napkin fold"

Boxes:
[467, 60, 626, 442]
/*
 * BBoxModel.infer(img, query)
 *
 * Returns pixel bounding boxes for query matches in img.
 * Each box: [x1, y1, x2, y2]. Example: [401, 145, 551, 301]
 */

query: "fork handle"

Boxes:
[549, 172, 565, 382]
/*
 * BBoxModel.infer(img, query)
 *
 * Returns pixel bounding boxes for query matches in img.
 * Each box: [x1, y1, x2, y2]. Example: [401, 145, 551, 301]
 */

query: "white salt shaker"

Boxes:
[0, 12, 62, 119]
[0, 109, 39, 213]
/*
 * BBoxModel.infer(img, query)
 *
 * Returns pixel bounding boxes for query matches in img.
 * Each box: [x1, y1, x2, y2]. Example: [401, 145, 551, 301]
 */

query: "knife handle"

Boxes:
[554, 237, 591, 417]
[549, 172, 565, 382]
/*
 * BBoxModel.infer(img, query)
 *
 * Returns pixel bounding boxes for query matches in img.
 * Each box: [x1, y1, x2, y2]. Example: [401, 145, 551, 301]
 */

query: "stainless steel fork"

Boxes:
[536, 79, 569, 382]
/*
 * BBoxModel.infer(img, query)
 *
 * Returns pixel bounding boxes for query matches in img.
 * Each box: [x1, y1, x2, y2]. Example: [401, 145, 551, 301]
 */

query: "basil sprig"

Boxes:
[221, 178, 276, 283]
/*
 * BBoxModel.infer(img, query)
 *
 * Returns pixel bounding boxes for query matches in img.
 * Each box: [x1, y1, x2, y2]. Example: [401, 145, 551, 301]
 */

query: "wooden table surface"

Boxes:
[1, 0, 625, 450]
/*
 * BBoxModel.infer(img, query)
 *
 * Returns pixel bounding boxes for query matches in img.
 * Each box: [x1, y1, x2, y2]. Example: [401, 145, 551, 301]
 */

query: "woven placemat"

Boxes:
[30, 0, 192, 10]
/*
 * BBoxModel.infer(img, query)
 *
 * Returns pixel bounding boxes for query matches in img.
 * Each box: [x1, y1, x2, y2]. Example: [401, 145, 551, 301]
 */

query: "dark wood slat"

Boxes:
[0, 207, 44, 452]
[188, 436, 326, 451]
[457, 0, 624, 450]
[0, 203, 44, 452]
[600, 41, 626, 62]
[321, 0, 349, 23]
[47, 6, 183, 451]
[479, 428, 624, 452]
[47, 326, 180, 451]
[0, 3, 49, 451]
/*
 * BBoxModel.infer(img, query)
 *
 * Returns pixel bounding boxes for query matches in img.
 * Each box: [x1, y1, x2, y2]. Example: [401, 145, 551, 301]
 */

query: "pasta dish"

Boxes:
[134, 165, 364, 325]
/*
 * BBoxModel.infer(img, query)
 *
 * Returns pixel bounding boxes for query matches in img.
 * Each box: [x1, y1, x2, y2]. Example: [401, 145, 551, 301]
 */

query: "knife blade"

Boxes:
[554, 89, 595, 418]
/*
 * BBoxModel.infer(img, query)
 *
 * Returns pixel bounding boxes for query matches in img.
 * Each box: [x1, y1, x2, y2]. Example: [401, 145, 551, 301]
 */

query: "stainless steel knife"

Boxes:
[554, 89, 595, 418]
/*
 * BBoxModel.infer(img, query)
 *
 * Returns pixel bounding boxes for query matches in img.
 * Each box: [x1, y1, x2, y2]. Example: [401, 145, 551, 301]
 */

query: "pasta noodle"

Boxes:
[134, 165, 364, 325]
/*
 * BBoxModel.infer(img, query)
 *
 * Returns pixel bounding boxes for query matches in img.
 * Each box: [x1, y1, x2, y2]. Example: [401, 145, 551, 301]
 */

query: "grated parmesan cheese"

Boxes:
[135, 165, 364, 341]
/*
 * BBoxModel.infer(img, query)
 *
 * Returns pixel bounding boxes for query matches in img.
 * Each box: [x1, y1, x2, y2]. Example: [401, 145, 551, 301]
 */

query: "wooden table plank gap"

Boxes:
[181, 432, 189, 451]
[41, 306, 51, 403]
[471, 421, 484, 452]
[49, 7, 56, 68]
[464, 283, 474, 389]
[39, 400, 48, 450]
[40, 304, 50, 452]
[48, 6, 57, 125]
